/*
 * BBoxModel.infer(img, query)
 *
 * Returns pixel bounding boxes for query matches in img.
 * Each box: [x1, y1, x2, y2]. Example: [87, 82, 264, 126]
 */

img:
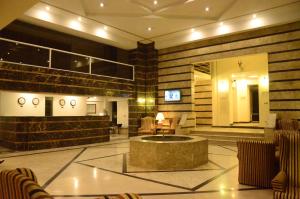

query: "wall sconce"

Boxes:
[218, 80, 229, 93]
[156, 112, 165, 125]
[260, 76, 269, 88]
[137, 97, 145, 104]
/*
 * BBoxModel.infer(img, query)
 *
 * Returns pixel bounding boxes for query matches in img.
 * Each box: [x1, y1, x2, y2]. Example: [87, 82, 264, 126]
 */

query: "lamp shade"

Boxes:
[156, 112, 165, 122]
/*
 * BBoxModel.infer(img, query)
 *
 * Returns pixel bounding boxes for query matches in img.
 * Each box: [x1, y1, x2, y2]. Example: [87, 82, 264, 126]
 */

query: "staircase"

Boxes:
[190, 127, 265, 146]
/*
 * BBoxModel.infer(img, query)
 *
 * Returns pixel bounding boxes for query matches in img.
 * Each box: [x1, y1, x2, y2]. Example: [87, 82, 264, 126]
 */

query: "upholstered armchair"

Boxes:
[138, 116, 155, 135]
[158, 117, 179, 134]
[237, 140, 276, 188]
[272, 133, 300, 199]
[276, 119, 299, 130]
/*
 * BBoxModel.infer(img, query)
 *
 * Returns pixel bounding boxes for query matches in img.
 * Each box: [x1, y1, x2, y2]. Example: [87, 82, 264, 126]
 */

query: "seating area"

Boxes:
[137, 115, 185, 135]
[0, 168, 142, 199]
[237, 119, 300, 198]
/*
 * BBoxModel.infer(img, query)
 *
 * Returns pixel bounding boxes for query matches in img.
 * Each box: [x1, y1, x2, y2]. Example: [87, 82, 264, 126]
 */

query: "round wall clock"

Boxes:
[17, 97, 26, 107]
[59, 99, 66, 107]
[32, 98, 39, 106]
[70, 99, 76, 107]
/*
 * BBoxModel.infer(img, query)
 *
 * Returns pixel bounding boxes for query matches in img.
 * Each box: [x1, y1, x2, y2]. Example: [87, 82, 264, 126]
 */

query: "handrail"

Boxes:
[0, 37, 135, 81]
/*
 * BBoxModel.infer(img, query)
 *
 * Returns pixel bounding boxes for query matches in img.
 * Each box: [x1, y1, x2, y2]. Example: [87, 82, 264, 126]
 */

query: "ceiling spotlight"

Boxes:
[46, 6, 50, 11]
[78, 17, 82, 21]
[205, 7, 209, 12]
[252, 14, 257, 19]
[104, 26, 108, 30]
[148, 27, 152, 31]
[191, 28, 195, 32]
[100, 2, 104, 7]
[154, 0, 158, 5]
[220, 22, 224, 26]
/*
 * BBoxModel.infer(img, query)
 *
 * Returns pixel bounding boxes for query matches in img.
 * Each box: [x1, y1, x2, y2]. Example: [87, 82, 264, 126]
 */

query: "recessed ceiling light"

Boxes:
[46, 6, 50, 11]
[220, 22, 224, 26]
[78, 17, 82, 21]
[205, 7, 209, 12]
[148, 27, 152, 31]
[100, 2, 104, 7]
[154, 0, 158, 5]
[191, 28, 195, 32]
[252, 14, 257, 19]
[104, 26, 108, 30]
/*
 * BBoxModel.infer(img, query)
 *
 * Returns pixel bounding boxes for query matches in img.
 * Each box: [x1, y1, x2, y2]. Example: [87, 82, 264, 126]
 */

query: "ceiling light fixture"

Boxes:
[220, 22, 224, 26]
[100, 2, 104, 7]
[46, 6, 50, 11]
[205, 7, 209, 12]
[148, 27, 152, 31]
[78, 17, 82, 21]
[104, 26, 108, 30]
[154, 0, 158, 5]
[252, 14, 257, 19]
[191, 28, 195, 32]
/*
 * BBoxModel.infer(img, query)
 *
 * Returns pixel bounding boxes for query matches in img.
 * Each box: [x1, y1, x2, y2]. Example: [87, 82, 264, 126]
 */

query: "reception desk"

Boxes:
[0, 116, 110, 150]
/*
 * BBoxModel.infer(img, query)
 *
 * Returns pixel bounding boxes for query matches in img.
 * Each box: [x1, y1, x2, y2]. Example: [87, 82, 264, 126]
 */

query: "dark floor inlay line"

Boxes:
[51, 187, 264, 197]
[75, 152, 125, 163]
[208, 159, 226, 170]
[191, 164, 238, 191]
[217, 145, 238, 152]
[76, 162, 193, 191]
[0, 141, 128, 159]
[42, 148, 87, 189]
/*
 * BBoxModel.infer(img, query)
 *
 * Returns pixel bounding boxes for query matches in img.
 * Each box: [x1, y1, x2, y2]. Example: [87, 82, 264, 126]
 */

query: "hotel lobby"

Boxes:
[0, 0, 300, 198]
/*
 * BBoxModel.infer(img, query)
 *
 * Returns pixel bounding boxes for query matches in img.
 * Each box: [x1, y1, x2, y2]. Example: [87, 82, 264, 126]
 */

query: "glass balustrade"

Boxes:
[0, 37, 134, 81]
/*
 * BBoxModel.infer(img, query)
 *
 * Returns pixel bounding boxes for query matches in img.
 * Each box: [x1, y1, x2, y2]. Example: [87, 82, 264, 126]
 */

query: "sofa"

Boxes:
[0, 168, 142, 199]
[272, 133, 300, 199]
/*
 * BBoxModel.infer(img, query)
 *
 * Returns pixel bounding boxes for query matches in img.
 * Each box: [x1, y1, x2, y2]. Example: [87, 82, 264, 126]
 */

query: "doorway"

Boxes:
[45, 97, 53, 116]
[249, 85, 259, 122]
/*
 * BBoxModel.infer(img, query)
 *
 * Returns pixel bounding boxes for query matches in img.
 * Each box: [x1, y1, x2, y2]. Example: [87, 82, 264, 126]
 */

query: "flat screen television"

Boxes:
[165, 89, 181, 102]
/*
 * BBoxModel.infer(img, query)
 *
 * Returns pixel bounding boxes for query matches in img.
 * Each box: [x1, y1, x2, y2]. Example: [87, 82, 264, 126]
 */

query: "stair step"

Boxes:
[190, 131, 264, 138]
[193, 134, 263, 141]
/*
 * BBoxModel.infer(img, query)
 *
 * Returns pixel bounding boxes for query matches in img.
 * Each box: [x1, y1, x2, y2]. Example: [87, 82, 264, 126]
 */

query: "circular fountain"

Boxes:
[129, 135, 208, 170]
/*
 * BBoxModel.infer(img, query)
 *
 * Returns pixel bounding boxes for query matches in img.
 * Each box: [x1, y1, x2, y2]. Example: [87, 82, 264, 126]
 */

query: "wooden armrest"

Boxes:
[272, 171, 287, 192]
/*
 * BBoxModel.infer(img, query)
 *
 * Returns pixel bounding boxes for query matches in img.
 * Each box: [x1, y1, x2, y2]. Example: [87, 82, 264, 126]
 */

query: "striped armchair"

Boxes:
[272, 133, 300, 199]
[0, 168, 53, 199]
[237, 140, 276, 188]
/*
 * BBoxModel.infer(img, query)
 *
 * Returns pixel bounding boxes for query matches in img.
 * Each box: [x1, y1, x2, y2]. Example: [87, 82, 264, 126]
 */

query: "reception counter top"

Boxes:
[0, 116, 110, 150]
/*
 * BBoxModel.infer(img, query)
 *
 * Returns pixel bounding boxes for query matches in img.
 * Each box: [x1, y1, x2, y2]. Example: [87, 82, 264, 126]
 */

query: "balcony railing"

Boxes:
[0, 37, 134, 81]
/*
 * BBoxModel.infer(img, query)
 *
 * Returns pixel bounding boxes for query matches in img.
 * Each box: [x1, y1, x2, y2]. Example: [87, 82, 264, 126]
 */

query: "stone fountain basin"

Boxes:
[129, 135, 208, 170]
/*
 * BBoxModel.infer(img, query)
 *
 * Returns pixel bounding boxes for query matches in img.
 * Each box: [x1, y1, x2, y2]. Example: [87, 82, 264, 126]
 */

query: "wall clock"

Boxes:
[17, 97, 26, 107]
[70, 99, 76, 108]
[59, 99, 66, 107]
[32, 98, 39, 106]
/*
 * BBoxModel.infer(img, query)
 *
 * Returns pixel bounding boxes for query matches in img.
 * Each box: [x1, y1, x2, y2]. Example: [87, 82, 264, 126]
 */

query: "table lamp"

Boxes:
[156, 112, 165, 124]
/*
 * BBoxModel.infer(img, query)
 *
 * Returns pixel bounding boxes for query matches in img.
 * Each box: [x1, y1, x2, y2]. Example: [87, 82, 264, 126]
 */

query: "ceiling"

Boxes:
[17, 0, 300, 49]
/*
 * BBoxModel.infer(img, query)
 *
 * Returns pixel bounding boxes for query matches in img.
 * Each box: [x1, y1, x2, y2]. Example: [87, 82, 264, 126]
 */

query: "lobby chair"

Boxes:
[276, 119, 299, 131]
[272, 133, 300, 199]
[175, 113, 189, 134]
[237, 140, 276, 188]
[138, 116, 155, 135]
[0, 168, 53, 199]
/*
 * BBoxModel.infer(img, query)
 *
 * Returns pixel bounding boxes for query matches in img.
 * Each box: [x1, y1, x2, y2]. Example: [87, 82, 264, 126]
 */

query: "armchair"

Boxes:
[237, 140, 276, 188]
[138, 116, 155, 135]
[272, 133, 300, 199]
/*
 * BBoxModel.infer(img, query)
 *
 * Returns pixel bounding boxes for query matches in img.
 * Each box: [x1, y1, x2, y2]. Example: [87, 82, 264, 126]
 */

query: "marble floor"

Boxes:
[0, 136, 273, 199]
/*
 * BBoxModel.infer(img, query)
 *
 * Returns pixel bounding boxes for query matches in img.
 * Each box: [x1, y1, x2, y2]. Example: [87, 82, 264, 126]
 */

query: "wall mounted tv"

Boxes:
[165, 89, 181, 102]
